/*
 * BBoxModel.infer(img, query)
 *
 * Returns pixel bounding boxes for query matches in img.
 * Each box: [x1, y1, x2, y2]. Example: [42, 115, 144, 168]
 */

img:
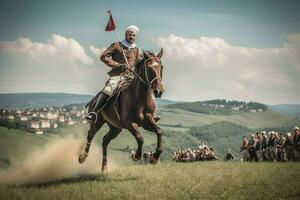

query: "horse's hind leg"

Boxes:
[102, 125, 122, 172]
[78, 115, 105, 164]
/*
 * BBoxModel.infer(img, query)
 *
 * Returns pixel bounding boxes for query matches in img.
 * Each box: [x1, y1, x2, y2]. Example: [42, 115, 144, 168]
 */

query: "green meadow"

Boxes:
[0, 162, 299, 200]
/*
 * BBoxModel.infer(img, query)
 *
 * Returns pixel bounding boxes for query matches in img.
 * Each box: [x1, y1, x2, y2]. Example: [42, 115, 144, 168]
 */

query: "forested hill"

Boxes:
[165, 99, 268, 115]
[0, 93, 175, 109]
[268, 104, 300, 118]
[0, 93, 93, 109]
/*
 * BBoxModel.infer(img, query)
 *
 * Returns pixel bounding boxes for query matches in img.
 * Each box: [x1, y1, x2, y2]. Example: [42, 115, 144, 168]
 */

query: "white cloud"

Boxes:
[154, 34, 300, 104]
[0, 34, 94, 65]
[0, 34, 109, 95]
[90, 45, 106, 57]
[1, 33, 299, 104]
[0, 37, 57, 56]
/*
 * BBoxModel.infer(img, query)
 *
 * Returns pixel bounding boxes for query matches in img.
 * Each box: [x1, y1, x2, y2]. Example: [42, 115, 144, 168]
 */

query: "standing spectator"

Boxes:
[268, 131, 278, 161]
[276, 133, 286, 161]
[261, 131, 269, 161]
[248, 134, 258, 162]
[224, 149, 235, 161]
[240, 136, 250, 161]
[284, 133, 294, 161]
[292, 127, 300, 159]
[255, 132, 262, 161]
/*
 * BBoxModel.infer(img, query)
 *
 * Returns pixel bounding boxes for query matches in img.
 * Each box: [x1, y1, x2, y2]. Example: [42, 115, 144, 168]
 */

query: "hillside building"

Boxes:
[41, 120, 50, 128]
[20, 115, 28, 121]
[30, 121, 40, 129]
[35, 129, 43, 135]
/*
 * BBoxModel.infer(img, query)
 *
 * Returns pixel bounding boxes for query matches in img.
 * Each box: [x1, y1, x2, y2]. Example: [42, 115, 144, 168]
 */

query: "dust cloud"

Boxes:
[0, 136, 118, 185]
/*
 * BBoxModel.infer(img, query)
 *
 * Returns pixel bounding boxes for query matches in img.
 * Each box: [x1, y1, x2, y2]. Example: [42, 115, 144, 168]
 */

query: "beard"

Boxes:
[126, 38, 135, 44]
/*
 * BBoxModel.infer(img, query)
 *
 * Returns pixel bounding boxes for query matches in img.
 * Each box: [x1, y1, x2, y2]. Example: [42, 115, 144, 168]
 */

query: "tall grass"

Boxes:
[0, 162, 299, 200]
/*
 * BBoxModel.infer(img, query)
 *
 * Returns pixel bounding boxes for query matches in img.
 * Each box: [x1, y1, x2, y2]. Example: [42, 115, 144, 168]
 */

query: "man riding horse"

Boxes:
[85, 25, 159, 123]
[79, 25, 164, 172]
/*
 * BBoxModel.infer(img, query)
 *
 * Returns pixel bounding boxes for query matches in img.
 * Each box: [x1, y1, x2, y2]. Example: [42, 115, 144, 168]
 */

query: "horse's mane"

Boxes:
[134, 50, 155, 73]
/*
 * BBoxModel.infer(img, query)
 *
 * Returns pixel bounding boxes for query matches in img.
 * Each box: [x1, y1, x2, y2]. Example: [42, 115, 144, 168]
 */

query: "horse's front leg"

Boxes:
[144, 113, 163, 164]
[78, 117, 105, 164]
[127, 122, 144, 160]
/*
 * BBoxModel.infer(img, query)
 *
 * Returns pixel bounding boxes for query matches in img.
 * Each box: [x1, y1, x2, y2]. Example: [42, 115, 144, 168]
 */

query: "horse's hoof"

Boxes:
[131, 153, 138, 161]
[78, 152, 88, 164]
[149, 154, 159, 165]
[101, 166, 108, 173]
[130, 150, 141, 161]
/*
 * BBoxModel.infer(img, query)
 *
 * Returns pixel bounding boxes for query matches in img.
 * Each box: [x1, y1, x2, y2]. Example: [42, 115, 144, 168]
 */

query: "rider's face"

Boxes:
[125, 31, 137, 44]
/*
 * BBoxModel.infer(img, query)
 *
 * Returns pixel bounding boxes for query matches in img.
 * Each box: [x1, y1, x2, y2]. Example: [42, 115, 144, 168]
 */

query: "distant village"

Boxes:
[165, 99, 268, 115]
[0, 105, 87, 135]
[0, 99, 269, 135]
[201, 103, 265, 112]
[200, 99, 268, 112]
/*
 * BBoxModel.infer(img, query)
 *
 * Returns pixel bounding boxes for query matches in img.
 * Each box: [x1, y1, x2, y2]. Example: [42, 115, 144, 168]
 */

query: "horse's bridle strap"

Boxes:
[141, 57, 161, 89]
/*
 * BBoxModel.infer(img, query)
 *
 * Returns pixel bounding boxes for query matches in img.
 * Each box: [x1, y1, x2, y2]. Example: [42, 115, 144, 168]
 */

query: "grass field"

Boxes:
[0, 161, 299, 200]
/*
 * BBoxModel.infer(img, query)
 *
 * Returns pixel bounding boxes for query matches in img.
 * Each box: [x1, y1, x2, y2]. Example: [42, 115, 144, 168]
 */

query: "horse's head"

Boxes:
[140, 49, 164, 98]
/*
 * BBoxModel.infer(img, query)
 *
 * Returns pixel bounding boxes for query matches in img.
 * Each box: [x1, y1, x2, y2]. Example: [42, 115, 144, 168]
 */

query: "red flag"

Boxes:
[105, 11, 116, 31]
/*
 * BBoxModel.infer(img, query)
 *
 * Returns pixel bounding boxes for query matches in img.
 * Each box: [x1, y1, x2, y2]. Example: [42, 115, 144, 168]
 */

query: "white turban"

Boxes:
[126, 25, 140, 33]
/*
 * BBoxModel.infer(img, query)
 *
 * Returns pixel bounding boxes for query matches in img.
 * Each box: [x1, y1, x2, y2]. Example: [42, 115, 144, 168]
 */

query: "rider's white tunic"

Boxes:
[103, 75, 126, 96]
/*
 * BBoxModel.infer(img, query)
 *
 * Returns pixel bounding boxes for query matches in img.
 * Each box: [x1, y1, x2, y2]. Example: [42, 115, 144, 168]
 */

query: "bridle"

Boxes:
[136, 56, 162, 90]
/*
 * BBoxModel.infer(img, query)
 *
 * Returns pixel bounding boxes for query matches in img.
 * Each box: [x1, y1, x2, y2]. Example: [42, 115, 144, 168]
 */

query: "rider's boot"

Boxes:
[85, 92, 110, 124]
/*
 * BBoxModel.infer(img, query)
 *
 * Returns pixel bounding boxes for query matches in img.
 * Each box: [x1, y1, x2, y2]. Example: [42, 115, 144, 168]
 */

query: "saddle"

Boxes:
[107, 78, 132, 114]
[85, 77, 133, 121]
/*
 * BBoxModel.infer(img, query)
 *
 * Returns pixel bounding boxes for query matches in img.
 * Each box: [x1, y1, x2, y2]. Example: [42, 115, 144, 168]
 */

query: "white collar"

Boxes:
[121, 39, 137, 49]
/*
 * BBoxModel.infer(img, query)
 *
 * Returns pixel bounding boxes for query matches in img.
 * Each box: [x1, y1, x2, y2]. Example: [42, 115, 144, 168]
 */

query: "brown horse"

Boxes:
[78, 49, 164, 172]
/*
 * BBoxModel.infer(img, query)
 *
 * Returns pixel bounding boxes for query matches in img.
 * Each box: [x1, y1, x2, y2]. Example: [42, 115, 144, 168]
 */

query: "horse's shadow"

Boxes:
[21, 173, 138, 188]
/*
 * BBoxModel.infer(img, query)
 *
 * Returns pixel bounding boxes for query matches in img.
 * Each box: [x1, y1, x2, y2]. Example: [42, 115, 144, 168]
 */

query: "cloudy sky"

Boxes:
[0, 0, 300, 104]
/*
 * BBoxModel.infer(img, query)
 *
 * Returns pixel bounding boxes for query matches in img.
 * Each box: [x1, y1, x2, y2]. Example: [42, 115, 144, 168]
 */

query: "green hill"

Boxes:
[0, 93, 93, 109]
[268, 104, 300, 118]
[0, 127, 52, 168]
[188, 121, 251, 157]
[165, 99, 267, 115]
[0, 93, 176, 109]
[158, 109, 296, 129]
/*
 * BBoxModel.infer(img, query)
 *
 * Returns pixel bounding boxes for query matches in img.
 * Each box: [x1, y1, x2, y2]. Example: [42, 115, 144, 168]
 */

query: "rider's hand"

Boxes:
[117, 64, 127, 71]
